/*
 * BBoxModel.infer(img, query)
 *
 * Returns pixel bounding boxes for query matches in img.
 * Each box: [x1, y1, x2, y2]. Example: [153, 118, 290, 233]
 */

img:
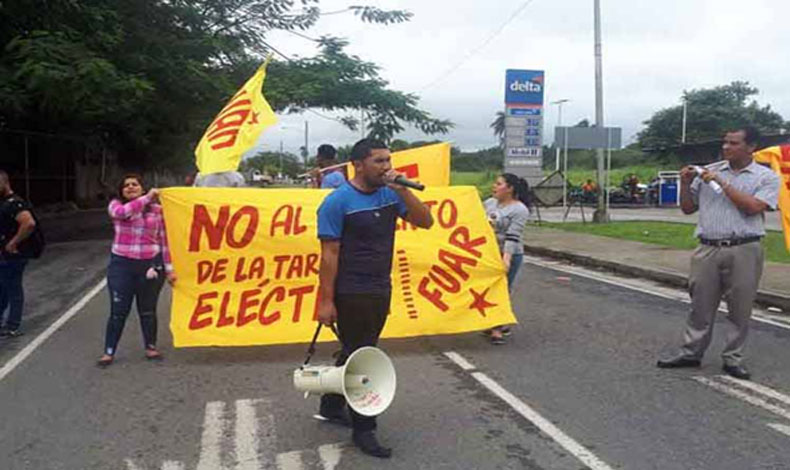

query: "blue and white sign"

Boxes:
[503, 69, 545, 184]
[504, 69, 545, 106]
[508, 108, 541, 116]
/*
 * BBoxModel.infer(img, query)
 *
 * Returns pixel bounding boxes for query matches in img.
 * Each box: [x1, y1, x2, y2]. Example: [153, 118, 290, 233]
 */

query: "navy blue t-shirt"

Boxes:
[317, 182, 408, 295]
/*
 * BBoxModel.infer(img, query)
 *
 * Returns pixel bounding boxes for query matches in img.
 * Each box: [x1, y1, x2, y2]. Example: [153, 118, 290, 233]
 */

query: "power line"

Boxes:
[420, 0, 538, 92]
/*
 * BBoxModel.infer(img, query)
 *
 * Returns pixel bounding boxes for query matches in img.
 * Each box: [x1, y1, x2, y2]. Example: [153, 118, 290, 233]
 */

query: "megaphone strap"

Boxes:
[303, 323, 340, 366]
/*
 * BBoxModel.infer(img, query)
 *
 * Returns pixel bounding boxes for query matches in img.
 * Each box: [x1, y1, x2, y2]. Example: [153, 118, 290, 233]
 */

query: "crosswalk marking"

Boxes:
[715, 375, 790, 408]
[276, 450, 304, 470]
[693, 376, 790, 422]
[767, 423, 790, 438]
[127, 399, 344, 470]
[197, 401, 228, 470]
[316, 443, 344, 470]
[161, 461, 185, 470]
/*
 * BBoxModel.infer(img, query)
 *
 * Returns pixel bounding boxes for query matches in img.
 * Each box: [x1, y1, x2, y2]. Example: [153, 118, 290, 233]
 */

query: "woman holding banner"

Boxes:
[483, 173, 531, 345]
[97, 174, 175, 367]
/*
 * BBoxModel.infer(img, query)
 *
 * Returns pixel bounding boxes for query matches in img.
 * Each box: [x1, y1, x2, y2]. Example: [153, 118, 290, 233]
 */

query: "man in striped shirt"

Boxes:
[657, 126, 780, 380]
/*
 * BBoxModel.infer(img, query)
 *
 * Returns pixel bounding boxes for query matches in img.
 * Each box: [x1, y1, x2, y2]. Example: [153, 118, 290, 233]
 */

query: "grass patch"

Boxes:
[452, 165, 679, 196]
[542, 221, 790, 264]
[562, 165, 678, 188]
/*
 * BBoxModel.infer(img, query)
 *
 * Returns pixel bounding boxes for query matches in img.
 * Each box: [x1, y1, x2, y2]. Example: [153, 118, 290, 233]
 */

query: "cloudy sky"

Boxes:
[261, 0, 790, 155]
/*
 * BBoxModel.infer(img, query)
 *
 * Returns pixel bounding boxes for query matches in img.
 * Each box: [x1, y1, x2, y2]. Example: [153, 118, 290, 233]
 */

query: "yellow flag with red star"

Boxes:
[195, 59, 278, 174]
[754, 145, 790, 252]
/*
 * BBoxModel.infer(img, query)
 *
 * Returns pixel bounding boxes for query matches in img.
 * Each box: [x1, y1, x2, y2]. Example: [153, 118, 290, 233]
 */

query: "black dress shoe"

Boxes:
[353, 431, 392, 459]
[656, 355, 701, 368]
[722, 364, 751, 380]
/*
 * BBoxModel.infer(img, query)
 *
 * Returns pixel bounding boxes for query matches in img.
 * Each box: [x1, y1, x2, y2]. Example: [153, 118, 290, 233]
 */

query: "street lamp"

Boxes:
[550, 99, 570, 171]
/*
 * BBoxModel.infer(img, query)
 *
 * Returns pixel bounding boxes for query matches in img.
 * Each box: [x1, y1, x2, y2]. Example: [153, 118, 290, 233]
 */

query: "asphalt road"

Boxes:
[1, 245, 789, 470]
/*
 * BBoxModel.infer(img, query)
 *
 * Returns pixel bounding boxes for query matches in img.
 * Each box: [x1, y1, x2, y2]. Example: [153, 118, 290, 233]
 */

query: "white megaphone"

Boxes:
[293, 346, 396, 417]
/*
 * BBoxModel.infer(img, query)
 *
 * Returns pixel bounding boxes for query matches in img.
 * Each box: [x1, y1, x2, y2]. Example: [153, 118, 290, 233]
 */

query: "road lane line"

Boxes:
[444, 351, 616, 470]
[693, 377, 790, 421]
[523, 256, 790, 331]
[125, 459, 145, 470]
[767, 423, 790, 438]
[471, 372, 617, 470]
[276, 451, 304, 470]
[0, 279, 106, 383]
[715, 375, 790, 408]
[197, 401, 228, 470]
[235, 398, 276, 470]
[161, 462, 185, 470]
[234, 399, 262, 470]
[317, 443, 344, 470]
[443, 351, 476, 371]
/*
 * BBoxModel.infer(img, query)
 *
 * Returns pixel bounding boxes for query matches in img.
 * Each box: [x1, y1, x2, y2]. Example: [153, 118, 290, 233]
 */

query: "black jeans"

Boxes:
[320, 293, 390, 433]
[103, 254, 165, 356]
[0, 258, 27, 331]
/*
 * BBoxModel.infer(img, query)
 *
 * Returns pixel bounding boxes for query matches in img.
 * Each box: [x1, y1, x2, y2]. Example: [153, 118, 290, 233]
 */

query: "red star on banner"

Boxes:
[248, 111, 259, 125]
[468, 288, 497, 317]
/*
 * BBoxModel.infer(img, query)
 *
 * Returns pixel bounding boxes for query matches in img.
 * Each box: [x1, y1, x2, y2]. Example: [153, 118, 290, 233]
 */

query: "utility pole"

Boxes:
[681, 96, 688, 144]
[304, 120, 309, 164]
[551, 99, 570, 171]
[592, 0, 609, 223]
[360, 109, 365, 139]
[279, 139, 283, 175]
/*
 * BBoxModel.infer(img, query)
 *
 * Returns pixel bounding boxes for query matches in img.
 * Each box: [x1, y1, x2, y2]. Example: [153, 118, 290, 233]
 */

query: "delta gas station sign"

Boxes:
[503, 69, 544, 184]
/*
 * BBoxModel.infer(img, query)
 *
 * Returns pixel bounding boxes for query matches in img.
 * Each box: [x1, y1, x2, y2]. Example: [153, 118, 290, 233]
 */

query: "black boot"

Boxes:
[353, 431, 392, 459]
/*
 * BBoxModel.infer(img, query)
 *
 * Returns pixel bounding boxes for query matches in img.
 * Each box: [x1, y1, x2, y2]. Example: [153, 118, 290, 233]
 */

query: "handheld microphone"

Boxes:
[393, 175, 425, 191]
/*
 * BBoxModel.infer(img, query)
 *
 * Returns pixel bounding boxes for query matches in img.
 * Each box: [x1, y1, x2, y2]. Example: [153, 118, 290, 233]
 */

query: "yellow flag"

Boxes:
[347, 142, 451, 187]
[754, 145, 790, 252]
[159, 186, 515, 347]
[195, 60, 278, 174]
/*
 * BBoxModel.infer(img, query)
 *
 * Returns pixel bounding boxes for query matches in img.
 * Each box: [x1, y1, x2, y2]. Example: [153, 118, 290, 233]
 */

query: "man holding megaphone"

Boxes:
[315, 138, 434, 458]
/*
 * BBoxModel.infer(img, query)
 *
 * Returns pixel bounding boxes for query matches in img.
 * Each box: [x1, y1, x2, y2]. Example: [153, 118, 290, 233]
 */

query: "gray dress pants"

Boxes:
[680, 241, 763, 366]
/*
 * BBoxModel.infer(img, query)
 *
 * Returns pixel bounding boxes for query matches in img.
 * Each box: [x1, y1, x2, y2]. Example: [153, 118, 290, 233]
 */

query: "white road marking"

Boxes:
[161, 462, 185, 470]
[197, 401, 228, 470]
[317, 443, 344, 470]
[693, 377, 790, 421]
[445, 351, 616, 470]
[234, 399, 264, 470]
[0, 279, 106, 383]
[523, 256, 790, 331]
[125, 459, 185, 470]
[767, 423, 790, 438]
[276, 451, 304, 470]
[443, 351, 476, 371]
[125, 459, 144, 470]
[715, 375, 790, 408]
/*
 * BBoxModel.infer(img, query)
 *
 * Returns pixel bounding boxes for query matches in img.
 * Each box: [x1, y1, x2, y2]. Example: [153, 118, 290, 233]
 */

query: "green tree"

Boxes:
[240, 151, 302, 177]
[0, 1, 451, 168]
[490, 111, 505, 146]
[638, 81, 786, 149]
[451, 146, 504, 172]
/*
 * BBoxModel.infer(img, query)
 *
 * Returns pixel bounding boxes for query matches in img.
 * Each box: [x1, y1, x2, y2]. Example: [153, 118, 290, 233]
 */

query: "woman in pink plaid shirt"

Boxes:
[97, 174, 176, 367]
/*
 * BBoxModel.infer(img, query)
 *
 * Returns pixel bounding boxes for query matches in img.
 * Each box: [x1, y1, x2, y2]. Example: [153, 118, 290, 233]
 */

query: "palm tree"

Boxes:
[490, 111, 505, 147]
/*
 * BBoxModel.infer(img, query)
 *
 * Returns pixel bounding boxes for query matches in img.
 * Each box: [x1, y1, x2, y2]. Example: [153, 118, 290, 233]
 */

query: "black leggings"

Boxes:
[320, 293, 390, 433]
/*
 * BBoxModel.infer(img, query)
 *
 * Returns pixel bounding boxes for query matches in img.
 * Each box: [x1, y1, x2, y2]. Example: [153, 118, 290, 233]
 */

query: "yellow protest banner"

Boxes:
[194, 59, 278, 174]
[754, 145, 790, 252]
[347, 142, 451, 187]
[160, 187, 515, 347]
